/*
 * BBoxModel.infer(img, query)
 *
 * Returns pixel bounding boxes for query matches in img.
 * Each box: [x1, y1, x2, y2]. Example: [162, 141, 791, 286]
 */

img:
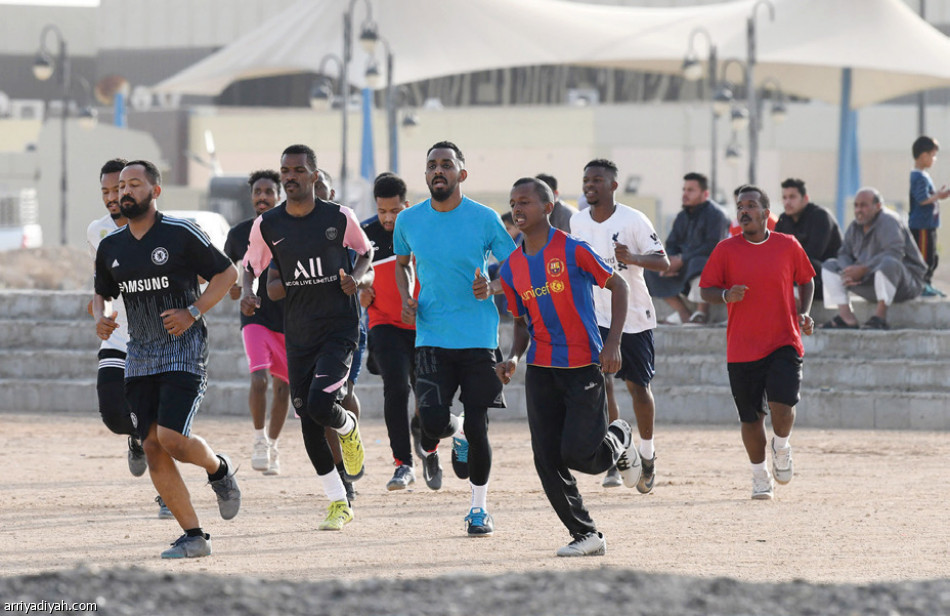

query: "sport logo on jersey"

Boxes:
[325, 227, 338, 241]
[151, 247, 169, 265]
[547, 258, 565, 277]
[520, 280, 565, 302]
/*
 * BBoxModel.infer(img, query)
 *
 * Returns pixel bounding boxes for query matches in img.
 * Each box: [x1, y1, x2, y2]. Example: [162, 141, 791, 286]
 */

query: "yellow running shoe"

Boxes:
[318, 500, 354, 531]
[338, 411, 365, 479]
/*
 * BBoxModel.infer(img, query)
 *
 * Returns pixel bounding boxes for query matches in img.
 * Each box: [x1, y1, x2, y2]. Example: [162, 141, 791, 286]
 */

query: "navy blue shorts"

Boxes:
[598, 327, 655, 386]
[727, 345, 803, 423]
[348, 318, 368, 384]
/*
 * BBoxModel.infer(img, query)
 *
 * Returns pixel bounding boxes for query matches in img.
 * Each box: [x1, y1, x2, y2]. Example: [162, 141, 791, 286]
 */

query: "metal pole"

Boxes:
[59, 38, 69, 246]
[341, 10, 351, 207]
[387, 50, 397, 173]
[746, 16, 757, 185]
[708, 46, 718, 201]
[917, 0, 926, 136]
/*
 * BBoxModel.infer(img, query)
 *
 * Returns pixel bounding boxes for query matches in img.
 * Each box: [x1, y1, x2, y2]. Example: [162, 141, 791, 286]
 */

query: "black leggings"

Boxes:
[96, 349, 136, 437]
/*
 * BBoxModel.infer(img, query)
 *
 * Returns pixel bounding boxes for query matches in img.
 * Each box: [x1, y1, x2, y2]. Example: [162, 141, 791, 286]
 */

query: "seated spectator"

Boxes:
[774, 178, 842, 300]
[535, 173, 579, 233]
[645, 172, 729, 324]
[821, 188, 926, 330]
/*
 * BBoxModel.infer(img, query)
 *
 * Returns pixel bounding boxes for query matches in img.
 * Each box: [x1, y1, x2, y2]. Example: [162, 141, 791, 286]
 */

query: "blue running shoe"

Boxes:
[452, 435, 469, 480]
[464, 507, 494, 537]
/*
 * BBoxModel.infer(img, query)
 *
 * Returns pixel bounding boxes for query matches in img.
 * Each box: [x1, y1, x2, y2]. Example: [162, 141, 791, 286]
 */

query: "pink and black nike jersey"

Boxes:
[498, 228, 612, 368]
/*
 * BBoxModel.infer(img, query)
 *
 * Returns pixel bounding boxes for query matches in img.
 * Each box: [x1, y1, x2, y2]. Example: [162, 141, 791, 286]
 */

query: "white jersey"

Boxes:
[570, 204, 666, 333]
[87, 214, 129, 353]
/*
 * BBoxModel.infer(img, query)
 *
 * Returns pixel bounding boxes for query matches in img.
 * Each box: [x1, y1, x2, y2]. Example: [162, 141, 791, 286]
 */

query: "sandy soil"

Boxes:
[2, 412, 948, 586]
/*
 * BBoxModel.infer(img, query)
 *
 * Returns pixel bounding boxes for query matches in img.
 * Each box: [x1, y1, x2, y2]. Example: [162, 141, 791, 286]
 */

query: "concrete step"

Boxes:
[0, 378, 528, 421]
[0, 290, 245, 321]
[4, 376, 945, 430]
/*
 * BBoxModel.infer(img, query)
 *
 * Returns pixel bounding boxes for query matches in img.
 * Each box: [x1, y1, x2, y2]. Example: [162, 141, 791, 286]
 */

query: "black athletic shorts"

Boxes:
[598, 326, 655, 386]
[286, 334, 355, 414]
[125, 371, 207, 439]
[727, 345, 803, 423]
[414, 346, 506, 410]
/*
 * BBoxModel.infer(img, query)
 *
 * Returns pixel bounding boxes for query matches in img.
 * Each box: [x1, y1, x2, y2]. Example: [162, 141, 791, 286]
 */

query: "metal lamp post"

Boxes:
[341, 0, 380, 206]
[746, 0, 775, 184]
[311, 54, 347, 203]
[682, 27, 719, 200]
[33, 24, 71, 246]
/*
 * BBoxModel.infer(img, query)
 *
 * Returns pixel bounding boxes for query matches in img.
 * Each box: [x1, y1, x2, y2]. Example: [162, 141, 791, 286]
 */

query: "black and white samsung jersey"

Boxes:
[244, 200, 372, 353]
[94, 211, 233, 377]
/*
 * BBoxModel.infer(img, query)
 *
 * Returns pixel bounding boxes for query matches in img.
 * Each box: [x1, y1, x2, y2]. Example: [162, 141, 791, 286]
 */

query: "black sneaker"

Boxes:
[410, 415, 426, 462]
[339, 469, 357, 503]
[423, 451, 443, 490]
[637, 454, 656, 494]
[451, 435, 470, 480]
[128, 436, 147, 477]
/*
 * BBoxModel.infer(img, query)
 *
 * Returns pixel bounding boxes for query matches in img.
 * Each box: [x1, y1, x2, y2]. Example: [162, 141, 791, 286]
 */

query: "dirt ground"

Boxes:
[2, 411, 948, 586]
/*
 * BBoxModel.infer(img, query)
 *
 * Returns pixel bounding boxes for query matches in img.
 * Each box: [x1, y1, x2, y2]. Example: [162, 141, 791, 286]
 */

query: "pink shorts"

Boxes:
[241, 324, 289, 383]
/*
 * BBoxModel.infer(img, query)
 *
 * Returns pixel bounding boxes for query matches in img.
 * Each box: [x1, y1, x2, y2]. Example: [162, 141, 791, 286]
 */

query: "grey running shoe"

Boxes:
[410, 415, 426, 462]
[128, 436, 147, 477]
[556, 531, 606, 557]
[771, 438, 794, 485]
[752, 470, 774, 500]
[464, 507, 494, 537]
[602, 466, 622, 488]
[155, 495, 174, 520]
[637, 454, 656, 494]
[386, 464, 416, 491]
[423, 451, 443, 491]
[161, 533, 211, 559]
[209, 454, 241, 520]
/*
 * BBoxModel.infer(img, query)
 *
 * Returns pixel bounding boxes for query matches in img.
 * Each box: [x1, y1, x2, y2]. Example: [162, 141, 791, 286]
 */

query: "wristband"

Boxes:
[721, 288, 729, 304]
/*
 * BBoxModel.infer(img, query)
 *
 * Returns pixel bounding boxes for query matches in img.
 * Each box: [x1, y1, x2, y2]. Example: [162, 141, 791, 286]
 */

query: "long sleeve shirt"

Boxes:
[665, 200, 730, 265]
[774, 202, 842, 271]
[836, 207, 927, 283]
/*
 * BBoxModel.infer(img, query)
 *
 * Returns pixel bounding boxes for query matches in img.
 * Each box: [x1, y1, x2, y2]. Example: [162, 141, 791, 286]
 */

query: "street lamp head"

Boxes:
[310, 79, 333, 111]
[681, 56, 704, 82]
[713, 85, 733, 116]
[359, 22, 379, 54]
[730, 105, 750, 131]
[771, 100, 788, 124]
[401, 111, 419, 136]
[33, 54, 54, 81]
[78, 106, 97, 130]
[725, 140, 742, 165]
[365, 60, 381, 89]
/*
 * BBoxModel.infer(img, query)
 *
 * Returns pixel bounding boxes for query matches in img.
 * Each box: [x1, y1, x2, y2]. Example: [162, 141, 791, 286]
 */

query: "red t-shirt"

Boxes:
[700, 232, 815, 363]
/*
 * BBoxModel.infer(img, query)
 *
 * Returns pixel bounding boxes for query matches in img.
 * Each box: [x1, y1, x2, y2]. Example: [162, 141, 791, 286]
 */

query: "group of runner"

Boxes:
[89, 140, 815, 559]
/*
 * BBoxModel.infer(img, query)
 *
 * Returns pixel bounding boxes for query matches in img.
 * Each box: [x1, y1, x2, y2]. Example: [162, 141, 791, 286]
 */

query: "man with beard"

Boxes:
[86, 158, 169, 519]
[93, 160, 241, 558]
[645, 172, 729, 325]
[224, 170, 289, 476]
[699, 185, 815, 500]
[243, 144, 373, 531]
[393, 141, 516, 536]
[360, 173, 440, 491]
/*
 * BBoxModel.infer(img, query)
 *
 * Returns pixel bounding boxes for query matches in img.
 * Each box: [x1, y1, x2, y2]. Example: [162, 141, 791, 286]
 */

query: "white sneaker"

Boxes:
[251, 436, 269, 471]
[771, 438, 793, 485]
[610, 419, 642, 489]
[752, 470, 774, 500]
[556, 531, 606, 557]
[263, 443, 280, 476]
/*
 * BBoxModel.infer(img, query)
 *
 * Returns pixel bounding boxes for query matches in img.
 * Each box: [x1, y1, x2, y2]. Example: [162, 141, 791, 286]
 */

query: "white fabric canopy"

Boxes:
[152, 0, 950, 109]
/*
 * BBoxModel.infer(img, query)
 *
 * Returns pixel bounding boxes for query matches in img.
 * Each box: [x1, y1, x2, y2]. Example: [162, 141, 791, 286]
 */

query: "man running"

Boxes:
[93, 160, 241, 559]
[699, 185, 815, 500]
[394, 141, 516, 536]
[569, 159, 669, 491]
[360, 172, 441, 490]
[86, 157, 169, 519]
[243, 145, 373, 531]
[488, 177, 639, 556]
[224, 169, 289, 475]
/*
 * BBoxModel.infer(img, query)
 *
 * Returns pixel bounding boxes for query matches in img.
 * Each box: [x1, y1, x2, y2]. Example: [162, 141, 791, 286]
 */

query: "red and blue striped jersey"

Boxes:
[499, 228, 613, 368]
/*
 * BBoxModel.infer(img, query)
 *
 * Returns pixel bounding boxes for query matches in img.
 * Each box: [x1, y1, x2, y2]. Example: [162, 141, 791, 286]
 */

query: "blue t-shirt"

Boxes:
[394, 196, 516, 349]
[909, 169, 939, 230]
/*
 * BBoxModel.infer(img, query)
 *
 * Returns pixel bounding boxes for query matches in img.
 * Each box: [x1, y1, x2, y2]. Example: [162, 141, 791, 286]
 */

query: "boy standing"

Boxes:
[909, 136, 950, 296]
